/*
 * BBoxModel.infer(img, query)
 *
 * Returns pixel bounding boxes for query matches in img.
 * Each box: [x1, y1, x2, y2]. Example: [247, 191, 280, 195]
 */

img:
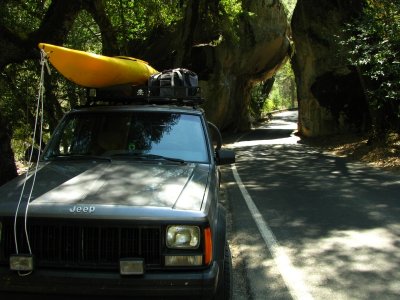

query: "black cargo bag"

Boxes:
[148, 68, 198, 97]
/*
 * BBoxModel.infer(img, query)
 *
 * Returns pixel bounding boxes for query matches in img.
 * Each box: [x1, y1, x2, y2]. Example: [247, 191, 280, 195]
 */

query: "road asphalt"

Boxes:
[223, 110, 400, 300]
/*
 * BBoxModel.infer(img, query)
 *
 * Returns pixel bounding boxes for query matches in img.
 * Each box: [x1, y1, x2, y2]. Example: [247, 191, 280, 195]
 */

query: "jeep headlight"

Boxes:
[166, 225, 200, 249]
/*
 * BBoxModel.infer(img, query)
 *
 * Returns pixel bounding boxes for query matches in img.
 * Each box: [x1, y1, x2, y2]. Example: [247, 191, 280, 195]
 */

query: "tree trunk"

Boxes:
[0, 113, 17, 186]
[84, 0, 119, 56]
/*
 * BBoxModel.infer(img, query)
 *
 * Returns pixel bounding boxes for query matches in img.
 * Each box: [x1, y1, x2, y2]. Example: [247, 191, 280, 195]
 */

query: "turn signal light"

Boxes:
[204, 227, 213, 265]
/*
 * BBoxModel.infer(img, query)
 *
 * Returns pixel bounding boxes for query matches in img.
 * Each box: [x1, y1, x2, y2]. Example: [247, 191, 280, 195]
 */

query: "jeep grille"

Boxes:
[0, 218, 161, 270]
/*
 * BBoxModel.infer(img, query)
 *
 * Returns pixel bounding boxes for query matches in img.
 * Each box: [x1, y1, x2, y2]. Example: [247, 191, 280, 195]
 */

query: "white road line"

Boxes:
[231, 164, 314, 300]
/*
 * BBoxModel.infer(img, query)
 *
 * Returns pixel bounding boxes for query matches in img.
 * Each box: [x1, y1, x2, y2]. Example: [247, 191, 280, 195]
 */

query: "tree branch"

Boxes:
[0, 0, 83, 70]
[83, 0, 119, 55]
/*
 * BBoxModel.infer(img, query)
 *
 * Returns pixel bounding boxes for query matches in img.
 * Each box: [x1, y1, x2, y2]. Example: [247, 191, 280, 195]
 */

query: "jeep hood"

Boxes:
[0, 161, 210, 213]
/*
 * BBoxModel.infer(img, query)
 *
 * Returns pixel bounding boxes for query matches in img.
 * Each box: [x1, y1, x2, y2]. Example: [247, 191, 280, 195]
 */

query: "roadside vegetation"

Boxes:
[304, 132, 400, 172]
[318, 0, 400, 171]
[341, 0, 400, 140]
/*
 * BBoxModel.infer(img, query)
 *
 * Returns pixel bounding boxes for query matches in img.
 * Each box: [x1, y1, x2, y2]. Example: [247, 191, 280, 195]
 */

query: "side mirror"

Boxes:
[216, 149, 235, 165]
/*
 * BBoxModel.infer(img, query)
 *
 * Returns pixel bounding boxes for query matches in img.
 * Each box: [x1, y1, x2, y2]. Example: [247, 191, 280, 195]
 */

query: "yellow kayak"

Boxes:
[38, 43, 159, 88]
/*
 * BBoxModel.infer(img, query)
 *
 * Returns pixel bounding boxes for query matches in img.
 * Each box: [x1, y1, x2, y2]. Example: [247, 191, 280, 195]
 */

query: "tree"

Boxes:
[0, 0, 101, 185]
[342, 0, 400, 138]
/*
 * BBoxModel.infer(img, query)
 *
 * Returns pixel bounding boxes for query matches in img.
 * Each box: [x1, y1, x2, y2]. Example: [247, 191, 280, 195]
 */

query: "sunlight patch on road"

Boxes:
[303, 228, 399, 271]
[264, 121, 298, 130]
[227, 118, 300, 148]
[296, 227, 400, 298]
[228, 134, 300, 148]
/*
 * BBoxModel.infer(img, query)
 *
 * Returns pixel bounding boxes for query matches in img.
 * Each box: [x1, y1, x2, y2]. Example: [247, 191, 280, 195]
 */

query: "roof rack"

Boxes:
[85, 85, 205, 106]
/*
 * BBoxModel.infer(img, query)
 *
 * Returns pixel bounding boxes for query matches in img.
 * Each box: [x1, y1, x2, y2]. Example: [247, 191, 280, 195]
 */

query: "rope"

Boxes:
[13, 49, 50, 276]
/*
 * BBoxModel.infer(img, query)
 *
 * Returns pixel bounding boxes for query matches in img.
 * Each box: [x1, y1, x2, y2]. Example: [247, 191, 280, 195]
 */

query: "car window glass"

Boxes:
[44, 111, 209, 163]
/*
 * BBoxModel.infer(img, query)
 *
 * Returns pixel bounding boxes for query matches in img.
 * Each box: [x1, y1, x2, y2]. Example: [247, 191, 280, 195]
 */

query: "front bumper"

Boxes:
[0, 262, 219, 299]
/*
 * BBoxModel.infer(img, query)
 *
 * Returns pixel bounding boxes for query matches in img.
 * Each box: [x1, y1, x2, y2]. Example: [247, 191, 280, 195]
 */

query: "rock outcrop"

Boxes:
[291, 0, 369, 137]
[135, 0, 291, 131]
[200, 1, 290, 131]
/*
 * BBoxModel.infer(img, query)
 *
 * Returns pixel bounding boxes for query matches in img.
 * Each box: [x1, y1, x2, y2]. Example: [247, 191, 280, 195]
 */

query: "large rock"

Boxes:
[197, 1, 291, 131]
[291, 0, 369, 137]
[135, 0, 290, 131]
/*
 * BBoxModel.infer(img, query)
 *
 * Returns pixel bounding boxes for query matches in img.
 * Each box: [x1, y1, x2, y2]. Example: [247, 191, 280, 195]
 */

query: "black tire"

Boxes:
[214, 242, 232, 300]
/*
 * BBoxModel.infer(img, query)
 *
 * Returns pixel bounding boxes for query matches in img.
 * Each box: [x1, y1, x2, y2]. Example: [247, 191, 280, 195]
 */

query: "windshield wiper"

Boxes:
[111, 153, 185, 164]
[45, 154, 112, 162]
[141, 154, 186, 164]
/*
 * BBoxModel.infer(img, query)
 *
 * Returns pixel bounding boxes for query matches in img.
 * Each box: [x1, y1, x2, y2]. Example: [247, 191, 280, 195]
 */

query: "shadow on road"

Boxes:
[226, 110, 400, 299]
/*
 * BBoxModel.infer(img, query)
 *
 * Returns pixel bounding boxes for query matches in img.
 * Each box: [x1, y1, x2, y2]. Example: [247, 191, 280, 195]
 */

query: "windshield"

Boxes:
[43, 111, 210, 163]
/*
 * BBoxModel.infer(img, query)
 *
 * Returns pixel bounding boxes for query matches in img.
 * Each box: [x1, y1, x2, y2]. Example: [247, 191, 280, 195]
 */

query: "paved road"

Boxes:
[223, 110, 400, 300]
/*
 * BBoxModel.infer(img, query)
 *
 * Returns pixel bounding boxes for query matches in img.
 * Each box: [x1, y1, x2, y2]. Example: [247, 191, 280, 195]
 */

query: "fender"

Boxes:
[212, 204, 227, 263]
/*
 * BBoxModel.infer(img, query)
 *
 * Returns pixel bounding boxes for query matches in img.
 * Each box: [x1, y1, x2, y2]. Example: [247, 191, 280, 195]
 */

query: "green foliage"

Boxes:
[342, 0, 400, 132]
[0, 60, 45, 159]
[208, 0, 243, 45]
[220, 0, 243, 21]
[250, 78, 273, 119]
[66, 10, 102, 53]
[105, 0, 182, 48]
[0, 0, 50, 35]
[250, 60, 297, 120]
[1, 61, 39, 127]
[281, 0, 297, 20]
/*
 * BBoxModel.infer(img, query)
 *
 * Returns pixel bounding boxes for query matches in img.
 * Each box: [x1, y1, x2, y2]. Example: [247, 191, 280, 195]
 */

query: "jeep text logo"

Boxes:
[69, 205, 95, 213]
